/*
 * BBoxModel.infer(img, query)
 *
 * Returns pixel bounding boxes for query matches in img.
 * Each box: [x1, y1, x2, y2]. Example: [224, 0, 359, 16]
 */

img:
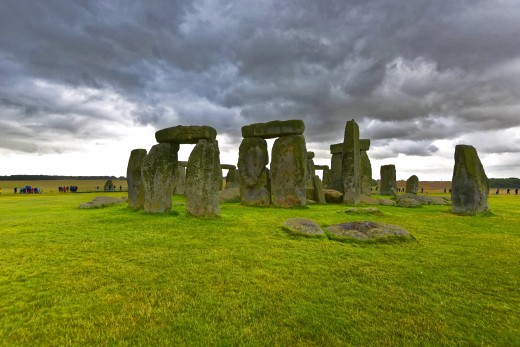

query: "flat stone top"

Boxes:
[221, 164, 236, 170]
[359, 139, 371, 151]
[242, 119, 304, 139]
[314, 165, 329, 170]
[306, 151, 315, 159]
[155, 125, 217, 144]
[330, 143, 343, 154]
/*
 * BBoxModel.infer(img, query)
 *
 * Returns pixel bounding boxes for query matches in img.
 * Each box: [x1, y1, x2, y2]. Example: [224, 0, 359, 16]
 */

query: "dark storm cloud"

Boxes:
[1, 0, 520, 160]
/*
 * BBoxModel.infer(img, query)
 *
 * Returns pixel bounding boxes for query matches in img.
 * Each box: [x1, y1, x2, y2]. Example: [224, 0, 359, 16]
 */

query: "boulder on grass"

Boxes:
[283, 218, 324, 237]
[326, 221, 411, 241]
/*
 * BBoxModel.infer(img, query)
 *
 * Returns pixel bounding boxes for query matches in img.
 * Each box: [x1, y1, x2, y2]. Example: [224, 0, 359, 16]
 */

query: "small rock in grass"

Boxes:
[326, 221, 411, 241]
[343, 207, 381, 214]
[283, 218, 324, 237]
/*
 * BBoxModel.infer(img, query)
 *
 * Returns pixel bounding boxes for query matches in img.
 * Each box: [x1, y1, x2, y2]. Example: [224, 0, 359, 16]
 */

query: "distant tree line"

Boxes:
[489, 178, 520, 188]
[0, 175, 126, 181]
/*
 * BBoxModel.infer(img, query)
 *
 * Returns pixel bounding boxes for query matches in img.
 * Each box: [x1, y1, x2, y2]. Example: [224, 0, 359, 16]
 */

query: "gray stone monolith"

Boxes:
[127, 148, 147, 209]
[185, 139, 221, 217]
[306, 151, 316, 189]
[451, 145, 489, 215]
[172, 165, 186, 195]
[104, 179, 114, 192]
[328, 143, 343, 191]
[342, 120, 360, 205]
[238, 137, 271, 206]
[380, 165, 397, 195]
[360, 139, 372, 195]
[271, 134, 307, 207]
[141, 143, 179, 213]
[312, 175, 326, 204]
[224, 167, 240, 189]
[406, 175, 419, 194]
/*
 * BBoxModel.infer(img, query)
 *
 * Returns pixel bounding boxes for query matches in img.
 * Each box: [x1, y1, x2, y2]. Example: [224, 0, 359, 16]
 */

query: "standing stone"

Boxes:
[271, 135, 308, 207]
[224, 167, 240, 189]
[451, 145, 489, 215]
[238, 137, 271, 206]
[322, 169, 332, 188]
[359, 139, 372, 195]
[342, 120, 360, 205]
[380, 165, 397, 195]
[312, 175, 326, 204]
[306, 151, 316, 189]
[406, 175, 419, 194]
[185, 139, 221, 217]
[328, 143, 343, 191]
[141, 143, 179, 213]
[104, 179, 114, 192]
[172, 165, 186, 195]
[126, 148, 147, 209]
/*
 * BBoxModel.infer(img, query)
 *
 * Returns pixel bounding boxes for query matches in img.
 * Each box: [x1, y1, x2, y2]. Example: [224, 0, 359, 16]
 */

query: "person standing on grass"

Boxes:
[507, 188, 510, 195]
[515, 188, 519, 196]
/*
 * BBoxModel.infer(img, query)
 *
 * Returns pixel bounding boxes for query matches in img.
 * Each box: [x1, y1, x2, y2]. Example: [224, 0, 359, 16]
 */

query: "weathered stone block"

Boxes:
[330, 143, 343, 154]
[312, 175, 326, 204]
[238, 137, 271, 206]
[155, 125, 217, 144]
[221, 164, 236, 170]
[380, 165, 397, 195]
[359, 139, 371, 151]
[173, 165, 186, 195]
[405, 175, 419, 194]
[224, 167, 240, 189]
[271, 134, 307, 207]
[342, 120, 360, 205]
[141, 143, 179, 213]
[242, 120, 305, 139]
[314, 165, 329, 170]
[360, 150, 372, 195]
[127, 148, 147, 209]
[185, 139, 221, 217]
[451, 145, 489, 215]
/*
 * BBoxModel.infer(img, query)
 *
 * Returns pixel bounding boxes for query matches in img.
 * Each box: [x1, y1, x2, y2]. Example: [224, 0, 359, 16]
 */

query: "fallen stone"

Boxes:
[283, 218, 324, 237]
[396, 197, 422, 208]
[155, 125, 217, 144]
[343, 207, 381, 214]
[323, 189, 343, 203]
[360, 195, 379, 205]
[326, 221, 411, 241]
[378, 198, 396, 206]
[242, 119, 305, 139]
[79, 196, 125, 209]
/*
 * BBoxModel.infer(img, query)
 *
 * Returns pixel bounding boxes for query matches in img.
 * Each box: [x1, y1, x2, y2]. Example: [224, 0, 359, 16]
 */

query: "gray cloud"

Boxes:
[1, 0, 520, 171]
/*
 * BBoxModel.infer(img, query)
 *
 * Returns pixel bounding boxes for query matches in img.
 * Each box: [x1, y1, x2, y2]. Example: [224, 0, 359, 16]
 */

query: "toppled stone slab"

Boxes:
[343, 207, 381, 214]
[79, 196, 125, 209]
[396, 197, 422, 208]
[360, 195, 379, 205]
[242, 120, 305, 139]
[326, 221, 411, 241]
[283, 218, 324, 237]
[219, 188, 241, 203]
[398, 193, 450, 206]
[323, 189, 343, 203]
[378, 198, 396, 206]
[155, 125, 217, 144]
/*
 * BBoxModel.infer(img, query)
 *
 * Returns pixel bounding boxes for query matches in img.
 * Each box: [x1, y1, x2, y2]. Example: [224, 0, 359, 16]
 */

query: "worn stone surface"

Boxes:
[306, 157, 316, 188]
[398, 193, 450, 206]
[322, 169, 332, 188]
[360, 195, 379, 205]
[173, 165, 186, 195]
[342, 120, 360, 205]
[238, 137, 271, 206]
[359, 139, 371, 151]
[79, 196, 125, 209]
[185, 139, 221, 217]
[219, 187, 241, 203]
[396, 197, 422, 208]
[104, 179, 114, 191]
[221, 164, 236, 170]
[141, 143, 179, 213]
[360, 150, 372, 196]
[330, 143, 343, 154]
[306, 151, 315, 159]
[271, 135, 307, 207]
[328, 153, 343, 191]
[451, 145, 489, 215]
[178, 161, 188, 167]
[312, 175, 326, 204]
[378, 198, 396, 206]
[155, 125, 217, 144]
[343, 207, 381, 214]
[242, 119, 305, 139]
[315, 165, 329, 171]
[326, 221, 411, 241]
[283, 218, 324, 236]
[406, 175, 419, 194]
[380, 165, 397, 195]
[225, 167, 240, 189]
[323, 189, 343, 203]
[127, 149, 147, 209]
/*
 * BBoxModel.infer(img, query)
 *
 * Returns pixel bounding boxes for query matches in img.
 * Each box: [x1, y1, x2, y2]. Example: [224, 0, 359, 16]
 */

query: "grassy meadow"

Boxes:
[0, 188, 518, 346]
[0, 180, 128, 193]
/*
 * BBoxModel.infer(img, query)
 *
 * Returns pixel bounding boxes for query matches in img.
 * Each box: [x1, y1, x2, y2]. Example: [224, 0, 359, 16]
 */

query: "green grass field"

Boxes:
[0, 190, 518, 346]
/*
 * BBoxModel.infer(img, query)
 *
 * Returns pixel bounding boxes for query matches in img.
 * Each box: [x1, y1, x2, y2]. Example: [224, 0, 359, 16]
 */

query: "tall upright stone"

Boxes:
[185, 139, 221, 217]
[127, 148, 147, 209]
[238, 137, 271, 206]
[451, 145, 489, 215]
[141, 143, 179, 213]
[172, 165, 186, 195]
[306, 151, 316, 188]
[406, 175, 419, 194]
[342, 120, 360, 205]
[328, 143, 343, 191]
[222, 164, 239, 189]
[359, 139, 372, 195]
[380, 165, 397, 195]
[271, 134, 308, 207]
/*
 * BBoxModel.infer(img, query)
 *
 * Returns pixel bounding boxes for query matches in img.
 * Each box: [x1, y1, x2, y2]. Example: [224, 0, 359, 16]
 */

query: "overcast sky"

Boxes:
[1, 0, 519, 180]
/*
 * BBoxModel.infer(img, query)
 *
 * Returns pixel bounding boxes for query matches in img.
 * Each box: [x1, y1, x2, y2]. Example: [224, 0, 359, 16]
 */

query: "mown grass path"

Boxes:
[0, 192, 518, 346]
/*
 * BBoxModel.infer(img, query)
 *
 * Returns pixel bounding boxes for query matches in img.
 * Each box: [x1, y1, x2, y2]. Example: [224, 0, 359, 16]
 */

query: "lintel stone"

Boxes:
[307, 151, 315, 159]
[155, 125, 217, 144]
[221, 164, 236, 170]
[330, 143, 343, 154]
[314, 165, 329, 170]
[360, 139, 371, 151]
[241, 120, 304, 139]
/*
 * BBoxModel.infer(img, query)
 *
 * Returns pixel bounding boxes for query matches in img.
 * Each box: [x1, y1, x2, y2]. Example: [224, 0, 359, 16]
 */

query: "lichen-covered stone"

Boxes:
[185, 139, 221, 217]
[342, 120, 360, 205]
[127, 149, 147, 209]
[328, 152, 343, 191]
[359, 139, 371, 151]
[271, 135, 307, 207]
[306, 157, 316, 188]
[283, 218, 324, 237]
[360, 150, 372, 196]
[314, 165, 329, 171]
[330, 143, 343, 154]
[241, 120, 305, 139]
[173, 165, 186, 195]
[323, 189, 343, 203]
[238, 137, 271, 206]
[451, 145, 489, 215]
[312, 175, 326, 204]
[396, 197, 422, 208]
[326, 221, 411, 241]
[380, 165, 397, 195]
[141, 143, 179, 213]
[79, 196, 125, 209]
[221, 164, 236, 170]
[322, 169, 332, 188]
[155, 125, 217, 144]
[219, 187, 241, 203]
[405, 175, 419, 194]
